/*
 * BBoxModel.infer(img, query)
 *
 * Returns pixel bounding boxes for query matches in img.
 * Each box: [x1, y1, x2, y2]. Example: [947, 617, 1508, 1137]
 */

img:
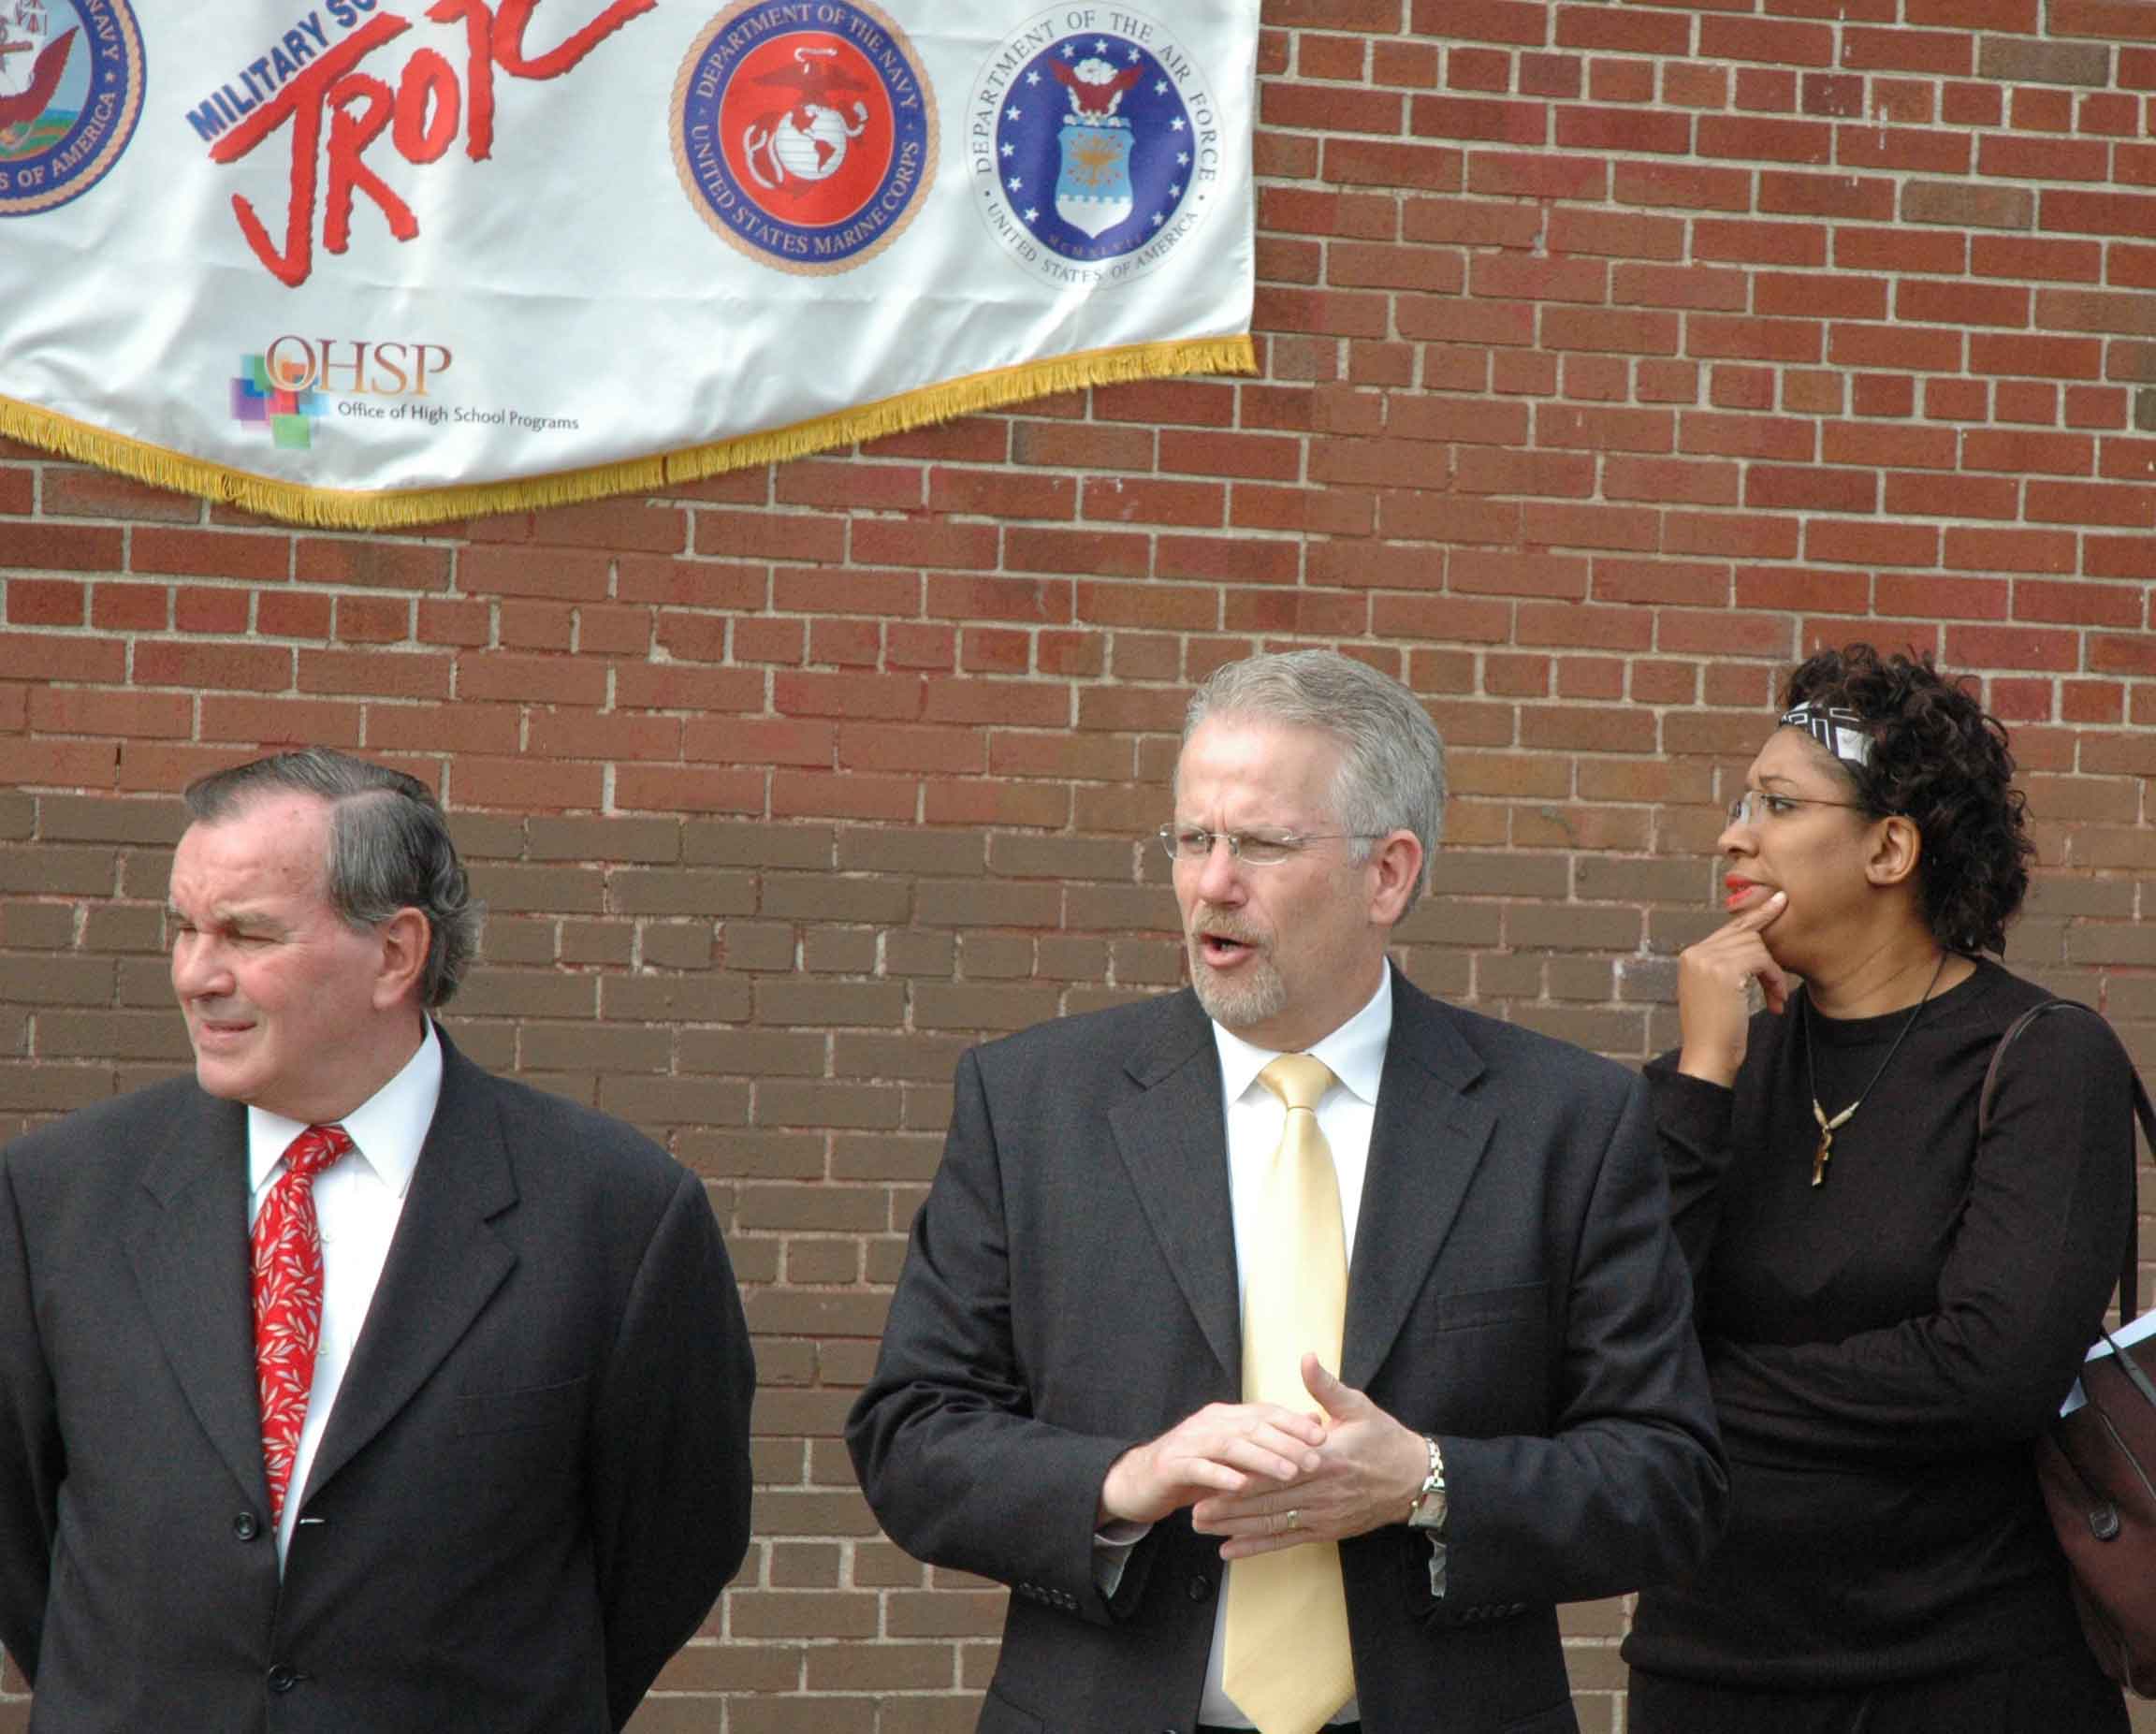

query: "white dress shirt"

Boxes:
[246, 1020, 441, 1563]
[1097, 970, 1393, 1730]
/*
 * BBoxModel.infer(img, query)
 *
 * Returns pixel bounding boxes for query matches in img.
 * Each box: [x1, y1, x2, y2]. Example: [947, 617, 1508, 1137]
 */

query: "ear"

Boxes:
[1366, 829, 1424, 926]
[371, 907, 433, 1011]
[1865, 814, 1923, 889]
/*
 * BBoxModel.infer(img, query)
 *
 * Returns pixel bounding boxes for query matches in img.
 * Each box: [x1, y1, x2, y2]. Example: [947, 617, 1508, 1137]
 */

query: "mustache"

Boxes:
[1187, 909, 1265, 946]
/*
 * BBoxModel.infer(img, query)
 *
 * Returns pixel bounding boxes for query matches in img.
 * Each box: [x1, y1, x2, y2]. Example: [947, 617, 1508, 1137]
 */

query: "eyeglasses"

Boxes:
[1156, 825, 1387, 867]
[1726, 790, 1873, 826]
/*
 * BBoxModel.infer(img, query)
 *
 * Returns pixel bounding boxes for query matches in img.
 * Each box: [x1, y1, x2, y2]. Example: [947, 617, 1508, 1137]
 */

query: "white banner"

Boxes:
[0, 0, 1256, 526]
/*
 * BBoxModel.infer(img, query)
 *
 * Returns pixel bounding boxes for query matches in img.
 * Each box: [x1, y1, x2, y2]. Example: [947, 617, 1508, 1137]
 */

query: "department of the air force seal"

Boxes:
[0, 0, 142, 217]
[970, 10, 1224, 287]
[672, 0, 936, 275]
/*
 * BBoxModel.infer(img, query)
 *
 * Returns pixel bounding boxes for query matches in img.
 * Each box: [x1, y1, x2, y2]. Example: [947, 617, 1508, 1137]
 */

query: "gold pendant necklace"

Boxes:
[1809, 1100, 1855, 1187]
[1802, 952, 1950, 1188]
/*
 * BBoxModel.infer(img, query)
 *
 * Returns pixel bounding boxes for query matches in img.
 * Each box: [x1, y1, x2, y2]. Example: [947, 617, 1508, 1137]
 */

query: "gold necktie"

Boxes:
[1221, 1054, 1354, 1734]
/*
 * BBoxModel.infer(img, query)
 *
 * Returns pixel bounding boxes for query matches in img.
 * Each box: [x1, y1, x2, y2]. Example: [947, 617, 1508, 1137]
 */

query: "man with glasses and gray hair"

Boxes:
[850, 648, 1725, 1734]
[0, 748, 754, 1731]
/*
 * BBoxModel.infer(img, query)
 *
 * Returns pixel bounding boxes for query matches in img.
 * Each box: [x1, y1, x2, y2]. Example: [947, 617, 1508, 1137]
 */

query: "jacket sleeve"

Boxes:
[1701, 1010, 2134, 1465]
[844, 1047, 1148, 1627]
[0, 1150, 62, 1684]
[1435, 1071, 1729, 1613]
[589, 1168, 755, 1730]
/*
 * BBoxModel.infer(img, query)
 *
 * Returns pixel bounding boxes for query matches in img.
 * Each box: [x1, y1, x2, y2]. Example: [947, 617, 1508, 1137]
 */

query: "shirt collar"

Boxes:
[247, 1019, 444, 1199]
[1209, 965, 1393, 1107]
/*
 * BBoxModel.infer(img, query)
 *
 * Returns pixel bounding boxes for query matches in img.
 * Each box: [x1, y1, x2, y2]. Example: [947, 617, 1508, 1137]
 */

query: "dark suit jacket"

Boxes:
[0, 1028, 754, 1733]
[847, 970, 1725, 1734]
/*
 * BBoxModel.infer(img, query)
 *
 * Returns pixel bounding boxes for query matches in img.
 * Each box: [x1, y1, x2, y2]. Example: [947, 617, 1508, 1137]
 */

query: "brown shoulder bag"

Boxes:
[1988, 1000, 2156, 1697]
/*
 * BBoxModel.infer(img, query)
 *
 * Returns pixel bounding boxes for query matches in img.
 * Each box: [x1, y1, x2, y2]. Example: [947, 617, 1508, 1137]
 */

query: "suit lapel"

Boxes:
[1108, 992, 1241, 1384]
[299, 1033, 518, 1503]
[1342, 972, 1494, 1391]
[124, 1090, 270, 1508]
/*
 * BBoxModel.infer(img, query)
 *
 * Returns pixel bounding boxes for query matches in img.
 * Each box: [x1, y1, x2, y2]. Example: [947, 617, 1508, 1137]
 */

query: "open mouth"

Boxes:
[1196, 932, 1256, 965]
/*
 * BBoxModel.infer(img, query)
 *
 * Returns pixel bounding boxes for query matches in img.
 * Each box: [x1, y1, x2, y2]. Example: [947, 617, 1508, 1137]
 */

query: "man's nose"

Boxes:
[170, 935, 227, 998]
[1193, 837, 1246, 902]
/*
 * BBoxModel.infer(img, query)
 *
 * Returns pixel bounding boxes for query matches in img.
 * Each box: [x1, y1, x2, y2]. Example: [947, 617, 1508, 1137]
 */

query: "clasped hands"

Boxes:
[1098, 1353, 1428, 1561]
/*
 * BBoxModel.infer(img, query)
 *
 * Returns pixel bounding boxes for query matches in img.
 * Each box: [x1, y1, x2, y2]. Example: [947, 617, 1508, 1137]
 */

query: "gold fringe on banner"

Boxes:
[0, 334, 1258, 532]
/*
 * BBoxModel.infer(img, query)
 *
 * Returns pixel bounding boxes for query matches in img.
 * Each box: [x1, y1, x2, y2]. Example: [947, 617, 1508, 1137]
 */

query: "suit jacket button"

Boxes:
[1186, 1574, 1214, 1601]
[232, 1513, 260, 1541]
[267, 1664, 299, 1693]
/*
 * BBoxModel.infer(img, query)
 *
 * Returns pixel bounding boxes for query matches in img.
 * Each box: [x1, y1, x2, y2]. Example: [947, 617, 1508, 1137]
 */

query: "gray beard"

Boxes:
[1187, 937, 1287, 1031]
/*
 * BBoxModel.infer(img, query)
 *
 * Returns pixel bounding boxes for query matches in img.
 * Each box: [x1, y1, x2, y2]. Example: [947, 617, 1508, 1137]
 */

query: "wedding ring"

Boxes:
[1286, 1508, 1300, 1531]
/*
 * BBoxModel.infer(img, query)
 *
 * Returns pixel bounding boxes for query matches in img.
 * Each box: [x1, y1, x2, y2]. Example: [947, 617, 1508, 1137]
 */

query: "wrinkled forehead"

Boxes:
[171, 793, 335, 900]
[1173, 715, 1346, 820]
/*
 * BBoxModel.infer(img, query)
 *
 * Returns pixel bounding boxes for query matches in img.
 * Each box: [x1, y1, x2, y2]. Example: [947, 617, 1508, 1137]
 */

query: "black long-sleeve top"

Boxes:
[1625, 960, 2135, 1688]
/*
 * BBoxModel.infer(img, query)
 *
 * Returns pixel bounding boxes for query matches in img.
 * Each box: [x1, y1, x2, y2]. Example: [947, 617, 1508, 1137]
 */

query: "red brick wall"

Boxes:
[6, 1, 2156, 1728]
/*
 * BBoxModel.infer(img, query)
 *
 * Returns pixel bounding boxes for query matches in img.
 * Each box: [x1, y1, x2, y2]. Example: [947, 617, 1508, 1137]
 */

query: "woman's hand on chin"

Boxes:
[1676, 891, 1789, 1086]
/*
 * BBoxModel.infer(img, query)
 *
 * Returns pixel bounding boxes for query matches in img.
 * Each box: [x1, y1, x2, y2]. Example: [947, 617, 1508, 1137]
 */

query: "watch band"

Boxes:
[1406, 1432, 1447, 1531]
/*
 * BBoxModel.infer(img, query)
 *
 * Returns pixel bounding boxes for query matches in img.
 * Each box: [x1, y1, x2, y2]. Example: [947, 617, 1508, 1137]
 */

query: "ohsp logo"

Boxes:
[265, 335, 452, 397]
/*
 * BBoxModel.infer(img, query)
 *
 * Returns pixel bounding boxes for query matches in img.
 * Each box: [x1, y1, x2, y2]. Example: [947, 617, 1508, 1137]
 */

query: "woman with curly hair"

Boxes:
[1624, 644, 2135, 1732]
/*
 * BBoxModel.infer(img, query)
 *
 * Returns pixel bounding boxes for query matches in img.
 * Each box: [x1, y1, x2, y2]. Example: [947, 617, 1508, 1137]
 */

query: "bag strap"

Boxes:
[1978, 998, 2154, 1328]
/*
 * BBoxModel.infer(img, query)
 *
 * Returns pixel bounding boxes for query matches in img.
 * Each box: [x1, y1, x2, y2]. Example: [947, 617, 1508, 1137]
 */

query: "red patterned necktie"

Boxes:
[252, 1123, 352, 1524]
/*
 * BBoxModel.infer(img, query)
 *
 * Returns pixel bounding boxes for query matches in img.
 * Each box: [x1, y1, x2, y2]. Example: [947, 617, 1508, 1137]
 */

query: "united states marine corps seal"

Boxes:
[970, 9, 1225, 287]
[0, 0, 142, 217]
[672, 0, 936, 276]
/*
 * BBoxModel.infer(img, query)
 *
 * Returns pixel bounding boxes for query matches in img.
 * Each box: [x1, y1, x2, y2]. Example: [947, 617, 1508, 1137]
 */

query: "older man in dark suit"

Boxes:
[0, 748, 753, 1731]
[849, 650, 1726, 1734]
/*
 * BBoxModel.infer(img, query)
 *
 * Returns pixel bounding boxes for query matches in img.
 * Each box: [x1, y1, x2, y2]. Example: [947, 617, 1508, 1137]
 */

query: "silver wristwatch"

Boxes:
[1406, 1433, 1447, 1532]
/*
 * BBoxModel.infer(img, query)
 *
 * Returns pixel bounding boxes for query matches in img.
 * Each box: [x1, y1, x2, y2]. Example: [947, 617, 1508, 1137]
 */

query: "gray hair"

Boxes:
[182, 748, 480, 1008]
[1182, 650, 1447, 913]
